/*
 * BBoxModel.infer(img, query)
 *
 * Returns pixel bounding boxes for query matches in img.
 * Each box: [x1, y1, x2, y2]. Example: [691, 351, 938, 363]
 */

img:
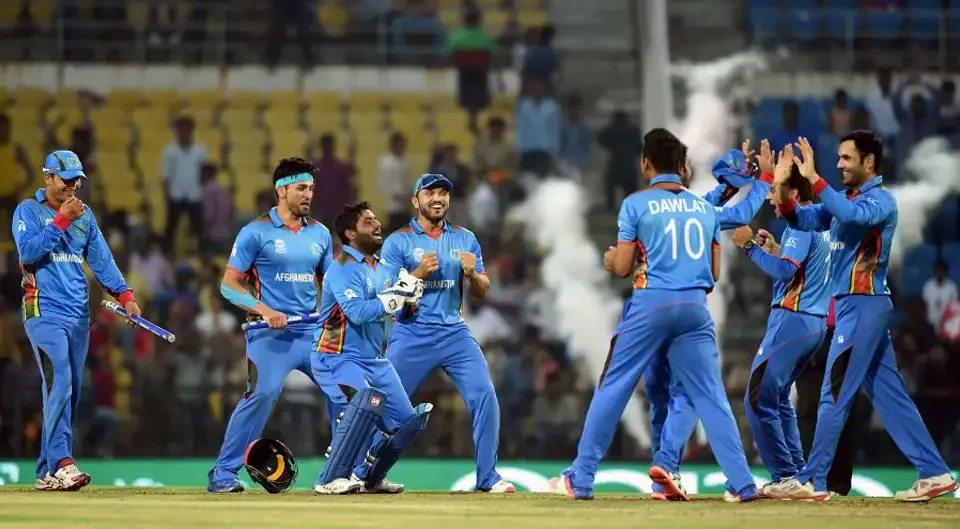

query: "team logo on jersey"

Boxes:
[344, 289, 358, 299]
[44, 218, 52, 226]
[370, 395, 382, 407]
[784, 237, 798, 249]
[449, 248, 462, 260]
[756, 347, 763, 356]
[366, 277, 374, 293]
[310, 243, 322, 256]
[413, 248, 425, 263]
[274, 239, 287, 254]
[231, 244, 238, 257]
[16, 220, 25, 232]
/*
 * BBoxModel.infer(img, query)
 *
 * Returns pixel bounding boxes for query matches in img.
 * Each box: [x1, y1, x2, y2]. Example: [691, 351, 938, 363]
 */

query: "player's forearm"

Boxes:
[467, 272, 490, 299]
[746, 245, 798, 282]
[342, 298, 388, 324]
[702, 183, 737, 207]
[16, 219, 72, 264]
[814, 179, 878, 225]
[220, 280, 262, 312]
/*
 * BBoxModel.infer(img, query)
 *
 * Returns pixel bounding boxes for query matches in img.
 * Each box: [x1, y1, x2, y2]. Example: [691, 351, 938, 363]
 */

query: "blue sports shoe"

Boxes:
[207, 468, 244, 493]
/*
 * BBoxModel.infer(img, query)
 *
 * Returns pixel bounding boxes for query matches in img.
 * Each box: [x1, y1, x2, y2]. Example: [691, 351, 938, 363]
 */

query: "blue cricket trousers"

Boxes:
[796, 295, 950, 490]
[565, 289, 756, 497]
[744, 309, 825, 481]
[381, 321, 502, 490]
[212, 323, 345, 483]
[25, 317, 89, 479]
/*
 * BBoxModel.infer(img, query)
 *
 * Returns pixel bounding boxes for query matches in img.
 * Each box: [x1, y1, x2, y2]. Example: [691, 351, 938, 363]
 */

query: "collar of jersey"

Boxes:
[342, 244, 379, 264]
[850, 175, 883, 195]
[649, 174, 683, 186]
[269, 207, 306, 228]
[34, 188, 46, 202]
[409, 217, 453, 234]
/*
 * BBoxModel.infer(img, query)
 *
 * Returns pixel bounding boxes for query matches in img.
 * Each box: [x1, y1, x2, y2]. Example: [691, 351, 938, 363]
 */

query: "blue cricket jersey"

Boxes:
[380, 218, 485, 325]
[746, 226, 831, 317]
[779, 176, 895, 298]
[703, 173, 773, 230]
[12, 188, 131, 323]
[314, 245, 397, 359]
[617, 174, 721, 291]
[227, 208, 334, 323]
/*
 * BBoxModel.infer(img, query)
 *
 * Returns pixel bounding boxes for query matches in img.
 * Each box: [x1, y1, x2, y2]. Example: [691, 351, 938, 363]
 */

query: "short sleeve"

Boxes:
[380, 233, 406, 270]
[617, 201, 637, 243]
[318, 228, 334, 275]
[227, 226, 259, 274]
[467, 231, 485, 275]
[780, 230, 812, 266]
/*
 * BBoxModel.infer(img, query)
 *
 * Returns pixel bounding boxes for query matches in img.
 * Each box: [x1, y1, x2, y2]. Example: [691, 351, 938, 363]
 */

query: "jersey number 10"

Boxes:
[664, 218, 705, 260]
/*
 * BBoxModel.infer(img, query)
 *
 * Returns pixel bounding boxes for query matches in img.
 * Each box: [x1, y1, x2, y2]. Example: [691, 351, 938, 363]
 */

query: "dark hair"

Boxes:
[175, 115, 195, 129]
[782, 100, 799, 114]
[335, 201, 372, 243]
[839, 129, 884, 174]
[935, 259, 949, 272]
[487, 116, 505, 129]
[272, 157, 316, 186]
[788, 164, 814, 202]
[464, 9, 480, 27]
[540, 24, 555, 44]
[641, 128, 685, 174]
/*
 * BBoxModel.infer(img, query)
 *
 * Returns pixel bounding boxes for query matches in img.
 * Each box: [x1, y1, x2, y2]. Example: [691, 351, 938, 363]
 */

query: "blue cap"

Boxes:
[711, 149, 754, 189]
[412, 173, 453, 196]
[43, 150, 86, 180]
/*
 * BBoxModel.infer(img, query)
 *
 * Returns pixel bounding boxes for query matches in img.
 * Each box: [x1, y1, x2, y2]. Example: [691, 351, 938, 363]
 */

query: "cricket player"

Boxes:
[549, 128, 759, 502]
[209, 157, 345, 493]
[646, 141, 775, 501]
[773, 133, 958, 502]
[13, 150, 141, 491]
[357, 173, 514, 493]
[311, 201, 430, 495]
[730, 152, 830, 491]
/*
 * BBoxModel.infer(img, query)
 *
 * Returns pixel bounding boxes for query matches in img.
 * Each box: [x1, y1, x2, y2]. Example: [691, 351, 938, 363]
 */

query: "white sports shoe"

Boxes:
[53, 463, 91, 491]
[35, 473, 62, 491]
[894, 473, 959, 502]
[361, 477, 404, 494]
[314, 474, 363, 495]
[483, 479, 516, 493]
[764, 478, 828, 502]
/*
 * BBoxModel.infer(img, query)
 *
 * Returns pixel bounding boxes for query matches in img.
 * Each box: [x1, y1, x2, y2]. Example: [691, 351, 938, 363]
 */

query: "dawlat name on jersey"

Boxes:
[648, 197, 709, 215]
[275, 272, 316, 283]
[49, 252, 84, 264]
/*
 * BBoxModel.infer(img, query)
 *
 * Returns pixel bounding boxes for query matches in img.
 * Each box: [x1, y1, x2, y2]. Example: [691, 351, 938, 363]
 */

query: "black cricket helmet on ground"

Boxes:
[243, 437, 298, 493]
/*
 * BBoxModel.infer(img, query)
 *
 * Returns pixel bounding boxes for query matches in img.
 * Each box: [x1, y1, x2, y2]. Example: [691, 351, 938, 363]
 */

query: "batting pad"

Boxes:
[316, 387, 387, 485]
[362, 403, 433, 487]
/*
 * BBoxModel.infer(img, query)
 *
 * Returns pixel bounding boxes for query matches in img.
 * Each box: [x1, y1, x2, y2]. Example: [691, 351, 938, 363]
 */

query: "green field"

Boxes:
[1, 488, 958, 529]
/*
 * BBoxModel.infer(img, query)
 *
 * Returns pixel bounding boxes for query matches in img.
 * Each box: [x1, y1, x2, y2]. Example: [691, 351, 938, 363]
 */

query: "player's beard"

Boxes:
[355, 232, 384, 256]
[418, 202, 448, 223]
[287, 194, 311, 216]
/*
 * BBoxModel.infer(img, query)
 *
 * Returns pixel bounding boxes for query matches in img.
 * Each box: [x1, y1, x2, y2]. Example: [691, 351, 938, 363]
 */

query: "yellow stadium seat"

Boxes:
[434, 111, 470, 138]
[350, 111, 385, 136]
[14, 89, 53, 107]
[109, 90, 146, 109]
[195, 128, 223, 165]
[145, 90, 185, 110]
[348, 92, 387, 113]
[221, 107, 257, 134]
[318, 6, 349, 37]
[185, 90, 224, 111]
[383, 93, 425, 115]
[98, 127, 132, 152]
[426, 94, 459, 113]
[264, 107, 301, 136]
[268, 91, 302, 110]
[229, 91, 267, 109]
[271, 129, 310, 159]
[439, 9, 460, 30]
[482, 10, 509, 36]
[518, 10, 548, 28]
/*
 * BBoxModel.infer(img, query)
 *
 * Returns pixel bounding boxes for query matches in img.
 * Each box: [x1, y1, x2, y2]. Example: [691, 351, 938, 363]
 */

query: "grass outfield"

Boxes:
[0, 488, 958, 529]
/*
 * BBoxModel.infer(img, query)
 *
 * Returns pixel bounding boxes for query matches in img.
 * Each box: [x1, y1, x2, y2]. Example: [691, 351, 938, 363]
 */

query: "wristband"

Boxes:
[116, 290, 136, 306]
[741, 240, 756, 253]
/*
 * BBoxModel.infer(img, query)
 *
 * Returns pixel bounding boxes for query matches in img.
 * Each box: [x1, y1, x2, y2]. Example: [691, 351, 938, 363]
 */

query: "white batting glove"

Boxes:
[397, 268, 424, 306]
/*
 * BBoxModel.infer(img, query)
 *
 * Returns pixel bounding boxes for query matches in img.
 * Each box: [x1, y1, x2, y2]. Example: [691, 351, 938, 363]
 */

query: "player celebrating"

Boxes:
[774, 133, 958, 502]
[359, 173, 514, 493]
[549, 128, 759, 502]
[311, 201, 430, 495]
[729, 150, 830, 494]
[13, 150, 141, 491]
[646, 140, 776, 501]
[208, 157, 345, 493]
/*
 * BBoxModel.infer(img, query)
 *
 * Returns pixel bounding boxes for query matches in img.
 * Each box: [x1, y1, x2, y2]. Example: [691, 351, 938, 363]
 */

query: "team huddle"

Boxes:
[12, 128, 959, 502]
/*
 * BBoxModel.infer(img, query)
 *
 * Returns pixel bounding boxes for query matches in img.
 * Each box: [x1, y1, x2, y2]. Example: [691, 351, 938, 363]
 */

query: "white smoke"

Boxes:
[515, 179, 645, 445]
[514, 53, 767, 450]
[892, 137, 960, 267]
